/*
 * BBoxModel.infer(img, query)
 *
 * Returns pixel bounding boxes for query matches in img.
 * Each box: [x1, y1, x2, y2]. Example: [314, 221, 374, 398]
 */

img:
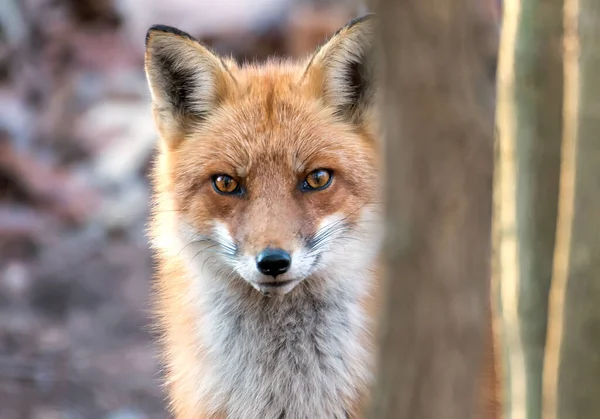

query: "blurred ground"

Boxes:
[0, 1, 360, 417]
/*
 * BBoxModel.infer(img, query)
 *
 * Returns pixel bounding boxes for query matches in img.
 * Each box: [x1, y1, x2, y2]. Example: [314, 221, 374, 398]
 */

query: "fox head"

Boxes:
[145, 15, 382, 297]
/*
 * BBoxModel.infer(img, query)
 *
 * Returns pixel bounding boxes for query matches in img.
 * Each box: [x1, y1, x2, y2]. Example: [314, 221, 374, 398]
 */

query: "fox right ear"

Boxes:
[144, 25, 235, 145]
[302, 15, 376, 124]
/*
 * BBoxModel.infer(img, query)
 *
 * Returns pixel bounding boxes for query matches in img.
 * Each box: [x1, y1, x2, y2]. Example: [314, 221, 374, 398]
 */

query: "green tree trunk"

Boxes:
[367, 0, 496, 417]
[542, 0, 600, 418]
[493, 0, 563, 416]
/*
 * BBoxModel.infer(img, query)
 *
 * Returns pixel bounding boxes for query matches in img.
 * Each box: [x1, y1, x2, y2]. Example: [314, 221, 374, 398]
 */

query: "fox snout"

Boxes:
[208, 215, 326, 296]
[238, 242, 313, 297]
[180, 202, 381, 298]
[255, 248, 291, 277]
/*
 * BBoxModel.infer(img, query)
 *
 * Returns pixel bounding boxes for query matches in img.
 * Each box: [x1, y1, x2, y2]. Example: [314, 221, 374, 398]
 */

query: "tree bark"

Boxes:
[543, 0, 600, 418]
[367, 0, 497, 418]
[493, 0, 564, 417]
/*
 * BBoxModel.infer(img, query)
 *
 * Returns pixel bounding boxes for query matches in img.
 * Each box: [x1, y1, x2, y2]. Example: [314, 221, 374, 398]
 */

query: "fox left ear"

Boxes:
[303, 14, 376, 124]
[144, 25, 235, 146]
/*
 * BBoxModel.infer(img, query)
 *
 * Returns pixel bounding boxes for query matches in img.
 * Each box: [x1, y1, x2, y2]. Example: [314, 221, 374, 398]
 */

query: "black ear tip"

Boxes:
[145, 24, 197, 46]
[330, 13, 376, 39]
[347, 13, 376, 28]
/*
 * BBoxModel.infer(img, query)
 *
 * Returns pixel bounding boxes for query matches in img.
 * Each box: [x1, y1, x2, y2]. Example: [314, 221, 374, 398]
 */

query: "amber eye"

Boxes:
[302, 169, 333, 191]
[212, 174, 240, 195]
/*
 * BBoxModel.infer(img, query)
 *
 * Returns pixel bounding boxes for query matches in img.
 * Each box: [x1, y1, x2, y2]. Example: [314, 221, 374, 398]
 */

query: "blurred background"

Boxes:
[0, 0, 503, 418]
[0, 0, 367, 418]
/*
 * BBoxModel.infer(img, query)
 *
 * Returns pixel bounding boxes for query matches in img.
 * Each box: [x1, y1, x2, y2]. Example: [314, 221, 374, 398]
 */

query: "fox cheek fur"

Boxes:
[145, 15, 384, 418]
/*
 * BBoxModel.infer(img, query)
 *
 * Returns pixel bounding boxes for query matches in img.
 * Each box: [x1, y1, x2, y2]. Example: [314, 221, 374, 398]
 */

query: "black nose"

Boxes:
[256, 248, 291, 277]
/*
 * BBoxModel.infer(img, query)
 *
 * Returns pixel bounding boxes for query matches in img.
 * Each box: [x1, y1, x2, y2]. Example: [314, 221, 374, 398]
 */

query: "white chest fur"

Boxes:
[193, 271, 373, 419]
[156, 208, 382, 418]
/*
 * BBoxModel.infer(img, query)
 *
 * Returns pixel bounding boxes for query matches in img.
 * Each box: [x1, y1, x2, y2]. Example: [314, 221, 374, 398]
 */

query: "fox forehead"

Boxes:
[173, 64, 377, 182]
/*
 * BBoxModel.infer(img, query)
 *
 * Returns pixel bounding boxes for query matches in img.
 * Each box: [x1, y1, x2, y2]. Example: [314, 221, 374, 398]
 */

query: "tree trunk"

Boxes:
[367, 0, 497, 418]
[543, 0, 600, 418]
[493, 0, 564, 417]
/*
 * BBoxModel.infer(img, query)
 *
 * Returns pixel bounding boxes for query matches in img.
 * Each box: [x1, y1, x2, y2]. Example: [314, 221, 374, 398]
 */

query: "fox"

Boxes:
[144, 14, 499, 419]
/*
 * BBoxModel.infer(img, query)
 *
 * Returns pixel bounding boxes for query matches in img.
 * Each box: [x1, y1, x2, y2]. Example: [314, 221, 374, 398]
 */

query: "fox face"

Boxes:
[146, 16, 382, 297]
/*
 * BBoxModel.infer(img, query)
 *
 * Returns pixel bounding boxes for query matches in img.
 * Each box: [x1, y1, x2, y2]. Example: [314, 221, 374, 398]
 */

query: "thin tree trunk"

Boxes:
[367, 0, 496, 418]
[493, 0, 564, 417]
[543, 0, 600, 417]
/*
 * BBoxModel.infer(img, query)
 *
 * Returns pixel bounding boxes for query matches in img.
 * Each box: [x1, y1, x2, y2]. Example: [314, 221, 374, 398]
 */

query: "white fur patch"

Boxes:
[233, 244, 320, 297]
[164, 207, 383, 418]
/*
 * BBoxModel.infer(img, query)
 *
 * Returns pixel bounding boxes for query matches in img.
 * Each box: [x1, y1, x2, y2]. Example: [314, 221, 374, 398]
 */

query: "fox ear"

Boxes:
[144, 25, 235, 145]
[303, 14, 376, 124]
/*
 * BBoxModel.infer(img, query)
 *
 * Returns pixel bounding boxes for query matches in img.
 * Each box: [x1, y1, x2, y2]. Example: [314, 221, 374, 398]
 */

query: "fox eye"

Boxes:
[213, 174, 240, 195]
[302, 169, 333, 192]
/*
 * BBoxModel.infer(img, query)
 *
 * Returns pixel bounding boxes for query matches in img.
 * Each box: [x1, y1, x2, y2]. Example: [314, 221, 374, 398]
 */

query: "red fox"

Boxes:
[144, 14, 498, 419]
